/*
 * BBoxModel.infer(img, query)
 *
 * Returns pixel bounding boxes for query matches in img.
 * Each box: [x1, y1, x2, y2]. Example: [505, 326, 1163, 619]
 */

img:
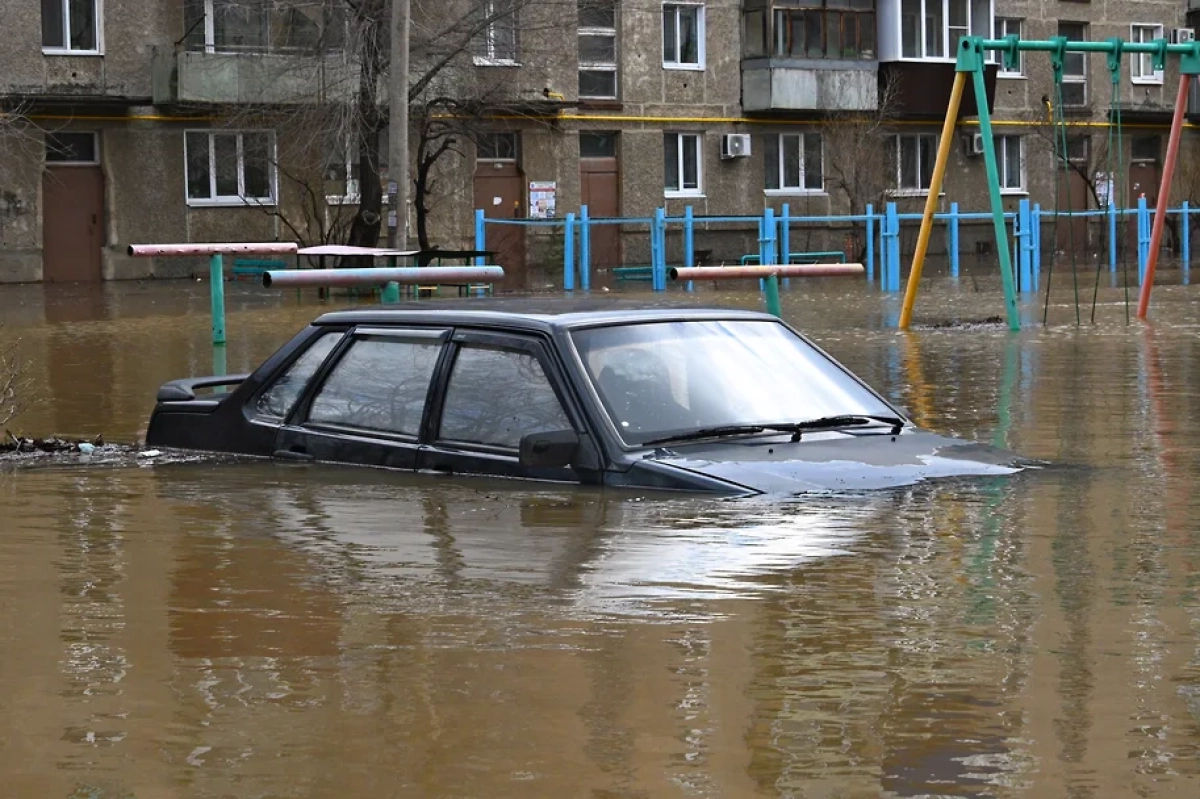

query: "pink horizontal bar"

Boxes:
[670, 263, 864, 280]
[262, 266, 504, 288]
[127, 242, 299, 257]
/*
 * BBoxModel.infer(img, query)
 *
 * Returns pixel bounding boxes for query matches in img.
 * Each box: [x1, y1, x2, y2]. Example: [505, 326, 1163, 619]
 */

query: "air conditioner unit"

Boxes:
[720, 133, 751, 160]
[963, 132, 985, 156]
[1172, 27, 1196, 44]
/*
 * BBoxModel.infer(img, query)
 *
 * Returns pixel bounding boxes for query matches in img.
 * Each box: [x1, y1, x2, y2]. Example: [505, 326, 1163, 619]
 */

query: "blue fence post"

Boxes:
[1032, 203, 1041, 290]
[654, 206, 668, 291]
[1137, 195, 1149, 285]
[579, 205, 591, 292]
[563, 212, 576, 292]
[780, 203, 791, 288]
[1018, 198, 1032, 293]
[1107, 202, 1117, 275]
[865, 203, 875, 284]
[474, 209, 486, 265]
[949, 202, 960, 279]
[684, 205, 695, 292]
[886, 202, 901, 292]
[1183, 201, 1191, 286]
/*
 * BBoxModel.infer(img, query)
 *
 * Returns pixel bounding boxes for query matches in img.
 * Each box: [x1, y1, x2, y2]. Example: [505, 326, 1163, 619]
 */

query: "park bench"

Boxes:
[232, 258, 290, 280]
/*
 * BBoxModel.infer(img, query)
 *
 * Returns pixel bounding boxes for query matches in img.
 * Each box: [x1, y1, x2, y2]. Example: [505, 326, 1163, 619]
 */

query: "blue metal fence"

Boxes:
[475, 201, 1193, 293]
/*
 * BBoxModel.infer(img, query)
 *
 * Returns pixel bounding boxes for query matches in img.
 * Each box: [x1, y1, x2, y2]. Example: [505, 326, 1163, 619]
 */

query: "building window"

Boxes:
[997, 135, 1024, 193]
[996, 18, 1023, 77]
[477, 133, 519, 161]
[1131, 135, 1161, 164]
[1059, 22, 1088, 107]
[475, 0, 518, 64]
[579, 0, 618, 99]
[758, 0, 875, 60]
[765, 134, 823, 193]
[325, 133, 360, 204]
[663, 4, 704, 69]
[580, 131, 618, 158]
[1131, 24, 1165, 84]
[664, 133, 702, 196]
[900, 0, 988, 60]
[893, 133, 937, 193]
[45, 132, 99, 164]
[185, 130, 276, 206]
[42, 0, 101, 53]
[182, 0, 345, 54]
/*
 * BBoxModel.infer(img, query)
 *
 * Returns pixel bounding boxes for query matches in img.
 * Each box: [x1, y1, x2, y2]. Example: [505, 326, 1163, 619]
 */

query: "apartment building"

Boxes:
[0, 0, 1197, 285]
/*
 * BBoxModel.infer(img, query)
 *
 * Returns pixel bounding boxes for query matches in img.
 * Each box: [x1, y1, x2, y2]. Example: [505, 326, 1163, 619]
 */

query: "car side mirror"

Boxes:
[519, 429, 580, 468]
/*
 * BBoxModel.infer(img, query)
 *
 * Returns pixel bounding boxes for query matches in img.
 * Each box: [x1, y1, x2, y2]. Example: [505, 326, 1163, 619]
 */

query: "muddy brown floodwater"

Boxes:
[3, 275, 1200, 798]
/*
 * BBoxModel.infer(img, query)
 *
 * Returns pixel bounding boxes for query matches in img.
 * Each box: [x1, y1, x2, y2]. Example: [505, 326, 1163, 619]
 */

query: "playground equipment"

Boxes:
[127, 242, 299, 345]
[263, 265, 505, 290]
[899, 33, 1200, 330]
[669, 263, 864, 317]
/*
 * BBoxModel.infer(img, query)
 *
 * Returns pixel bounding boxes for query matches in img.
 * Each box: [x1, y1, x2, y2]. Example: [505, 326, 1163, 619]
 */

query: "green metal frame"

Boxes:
[949, 34, 1200, 330]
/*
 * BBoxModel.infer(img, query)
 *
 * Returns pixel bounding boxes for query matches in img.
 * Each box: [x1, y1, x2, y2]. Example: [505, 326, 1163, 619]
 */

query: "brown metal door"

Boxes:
[1054, 169, 1090, 254]
[43, 166, 105, 282]
[473, 164, 527, 290]
[1127, 162, 1161, 258]
[581, 159, 620, 272]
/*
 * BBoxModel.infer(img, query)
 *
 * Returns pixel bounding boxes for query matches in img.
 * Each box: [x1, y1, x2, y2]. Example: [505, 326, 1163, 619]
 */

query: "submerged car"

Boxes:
[145, 299, 1032, 496]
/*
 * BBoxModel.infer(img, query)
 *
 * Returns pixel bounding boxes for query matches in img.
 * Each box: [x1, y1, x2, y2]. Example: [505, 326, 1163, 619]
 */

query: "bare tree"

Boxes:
[820, 78, 902, 260]
[1, 327, 35, 430]
[0, 103, 42, 251]
[1025, 104, 1113, 211]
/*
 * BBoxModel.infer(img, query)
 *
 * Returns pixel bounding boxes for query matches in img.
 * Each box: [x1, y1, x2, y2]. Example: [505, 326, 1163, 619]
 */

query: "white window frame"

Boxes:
[997, 135, 1025, 194]
[189, 0, 346, 55]
[42, 0, 104, 55]
[899, 0, 987, 62]
[1059, 23, 1088, 107]
[1131, 24, 1165, 85]
[665, 132, 703, 198]
[579, 2, 618, 100]
[765, 133, 825, 196]
[662, 3, 705, 71]
[892, 133, 939, 196]
[184, 130, 278, 207]
[325, 132, 360, 205]
[474, 0, 520, 66]
[996, 18, 1023, 78]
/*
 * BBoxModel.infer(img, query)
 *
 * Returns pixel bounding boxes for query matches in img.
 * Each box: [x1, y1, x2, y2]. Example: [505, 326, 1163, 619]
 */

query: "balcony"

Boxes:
[740, 0, 879, 113]
[151, 48, 356, 106]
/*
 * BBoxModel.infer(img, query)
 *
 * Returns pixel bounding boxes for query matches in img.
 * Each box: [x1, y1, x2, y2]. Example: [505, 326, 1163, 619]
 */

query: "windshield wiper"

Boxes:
[641, 415, 904, 447]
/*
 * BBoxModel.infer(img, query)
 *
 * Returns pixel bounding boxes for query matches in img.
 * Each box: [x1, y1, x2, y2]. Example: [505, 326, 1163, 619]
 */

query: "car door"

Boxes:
[418, 330, 586, 483]
[274, 326, 451, 470]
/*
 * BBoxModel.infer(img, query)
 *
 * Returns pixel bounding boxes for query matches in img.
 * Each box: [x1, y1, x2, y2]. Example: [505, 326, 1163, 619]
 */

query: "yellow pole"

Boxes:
[899, 70, 968, 330]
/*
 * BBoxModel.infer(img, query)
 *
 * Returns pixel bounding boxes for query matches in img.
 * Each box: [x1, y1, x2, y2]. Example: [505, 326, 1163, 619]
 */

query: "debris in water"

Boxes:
[137, 449, 162, 459]
[916, 316, 1006, 330]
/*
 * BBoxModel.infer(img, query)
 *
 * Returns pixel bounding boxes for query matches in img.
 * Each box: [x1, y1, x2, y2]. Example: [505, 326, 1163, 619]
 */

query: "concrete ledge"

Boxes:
[0, 251, 43, 284]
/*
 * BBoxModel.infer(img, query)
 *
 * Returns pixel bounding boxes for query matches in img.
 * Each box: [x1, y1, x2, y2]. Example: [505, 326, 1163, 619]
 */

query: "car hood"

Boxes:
[646, 429, 1032, 494]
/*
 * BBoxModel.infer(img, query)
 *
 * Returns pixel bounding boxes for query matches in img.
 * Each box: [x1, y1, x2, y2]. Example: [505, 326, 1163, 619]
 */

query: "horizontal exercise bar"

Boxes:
[669, 264, 864, 281]
[262, 266, 504, 288]
[128, 242, 298, 257]
[977, 37, 1196, 55]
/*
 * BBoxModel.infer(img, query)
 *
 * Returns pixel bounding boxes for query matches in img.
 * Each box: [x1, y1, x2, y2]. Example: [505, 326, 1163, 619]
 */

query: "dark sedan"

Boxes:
[145, 299, 1033, 495]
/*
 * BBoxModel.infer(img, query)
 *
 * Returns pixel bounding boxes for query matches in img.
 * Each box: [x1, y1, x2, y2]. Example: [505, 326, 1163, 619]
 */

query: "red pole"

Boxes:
[1137, 74, 1192, 320]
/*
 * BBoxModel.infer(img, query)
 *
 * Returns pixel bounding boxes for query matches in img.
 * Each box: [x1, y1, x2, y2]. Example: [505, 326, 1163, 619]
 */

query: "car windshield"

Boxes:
[570, 319, 899, 446]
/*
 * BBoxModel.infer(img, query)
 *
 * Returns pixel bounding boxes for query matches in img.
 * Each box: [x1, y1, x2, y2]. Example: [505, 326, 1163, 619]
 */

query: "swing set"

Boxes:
[899, 33, 1200, 331]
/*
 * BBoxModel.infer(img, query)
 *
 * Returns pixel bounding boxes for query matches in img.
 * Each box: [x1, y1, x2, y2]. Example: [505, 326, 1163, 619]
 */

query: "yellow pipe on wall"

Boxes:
[899, 71, 967, 330]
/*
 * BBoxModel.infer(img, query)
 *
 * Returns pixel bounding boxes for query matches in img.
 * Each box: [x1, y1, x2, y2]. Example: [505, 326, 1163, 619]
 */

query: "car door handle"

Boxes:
[273, 447, 314, 462]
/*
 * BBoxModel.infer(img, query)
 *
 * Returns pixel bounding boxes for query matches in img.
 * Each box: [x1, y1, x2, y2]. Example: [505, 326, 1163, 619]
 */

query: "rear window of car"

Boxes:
[255, 332, 341, 420]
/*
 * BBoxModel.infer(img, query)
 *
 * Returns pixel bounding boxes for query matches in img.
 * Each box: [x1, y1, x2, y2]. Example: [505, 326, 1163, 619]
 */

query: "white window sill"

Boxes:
[896, 56, 956, 64]
[888, 190, 945, 198]
[1131, 77, 1164, 86]
[325, 195, 361, 205]
[42, 48, 103, 56]
[473, 57, 520, 67]
[998, 72, 1025, 80]
[764, 189, 827, 197]
[1001, 188, 1028, 196]
[187, 198, 277, 208]
[580, 96, 618, 102]
[665, 190, 704, 199]
[664, 62, 705, 71]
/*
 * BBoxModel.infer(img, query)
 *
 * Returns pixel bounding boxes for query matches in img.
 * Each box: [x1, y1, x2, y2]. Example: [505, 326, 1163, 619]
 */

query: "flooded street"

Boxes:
[4, 276, 1200, 797]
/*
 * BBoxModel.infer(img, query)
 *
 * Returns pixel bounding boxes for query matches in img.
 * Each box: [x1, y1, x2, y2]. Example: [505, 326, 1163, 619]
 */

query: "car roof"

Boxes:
[310, 296, 780, 332]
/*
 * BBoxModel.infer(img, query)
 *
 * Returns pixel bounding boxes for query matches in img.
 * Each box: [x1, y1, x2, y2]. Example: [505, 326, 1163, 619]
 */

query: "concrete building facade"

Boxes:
[2, 0, 1199, 285]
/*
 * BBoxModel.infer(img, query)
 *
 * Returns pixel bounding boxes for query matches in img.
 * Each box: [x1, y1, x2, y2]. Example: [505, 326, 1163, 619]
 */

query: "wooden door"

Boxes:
[473, 163, 527, 290]
[1054, 169, 1090, 254]
[42, 165, 105, 282]
[580, 132, 621, 282]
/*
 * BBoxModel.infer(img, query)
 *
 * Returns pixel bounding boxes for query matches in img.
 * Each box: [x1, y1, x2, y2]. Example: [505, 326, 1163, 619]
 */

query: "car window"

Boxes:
[306, 335, 442, 436]
[256, 332, 341, 419]
[438, 345, 571, 449]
